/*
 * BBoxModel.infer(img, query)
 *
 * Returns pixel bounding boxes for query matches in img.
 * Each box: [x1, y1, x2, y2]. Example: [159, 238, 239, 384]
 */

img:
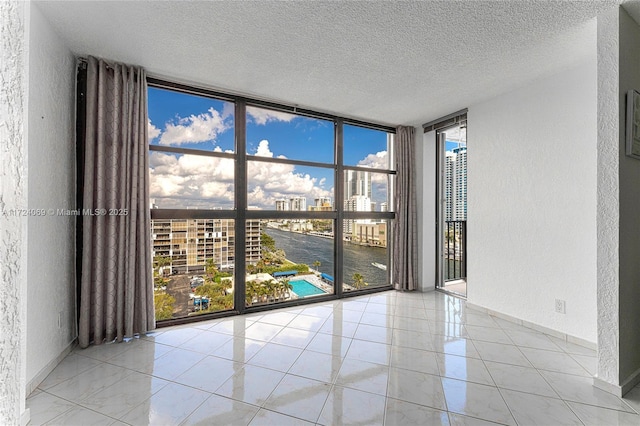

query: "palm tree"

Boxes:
[352, 273, 367, 290]
[205, 259, 218, 282]
[154, 255, 171, 276]
[281, 279, 293, 299]
[245, 280, 259, 306]
[312, 260, 321, 273]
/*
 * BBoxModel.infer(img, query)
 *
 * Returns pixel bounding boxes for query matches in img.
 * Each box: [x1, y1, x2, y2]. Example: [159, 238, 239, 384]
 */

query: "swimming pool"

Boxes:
[289, 279, 326, 297]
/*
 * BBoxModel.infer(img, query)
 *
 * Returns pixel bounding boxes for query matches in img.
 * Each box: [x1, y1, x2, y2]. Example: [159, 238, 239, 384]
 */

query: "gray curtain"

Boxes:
[79, 56, 154, 348]
[392, 126, 418, 291]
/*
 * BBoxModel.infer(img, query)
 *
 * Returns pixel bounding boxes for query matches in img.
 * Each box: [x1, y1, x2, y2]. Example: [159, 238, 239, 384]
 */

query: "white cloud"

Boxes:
[148, 120, 161, 141]
[150, 140, 332, 210]
[247, 140, 332, 209]
[149, 152, 234, 209]
[357, 150, 389, 169]
[254, 140, 274, 158]
[158, 107, 228, 146]
[247, 106, 296, 125]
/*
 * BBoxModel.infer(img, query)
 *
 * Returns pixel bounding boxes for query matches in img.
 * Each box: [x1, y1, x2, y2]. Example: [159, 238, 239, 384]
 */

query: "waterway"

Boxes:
[264, 228, 388, 287]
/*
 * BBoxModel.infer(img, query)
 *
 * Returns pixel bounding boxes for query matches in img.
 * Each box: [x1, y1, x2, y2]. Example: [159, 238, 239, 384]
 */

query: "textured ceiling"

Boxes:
[35, 0, 624, 127]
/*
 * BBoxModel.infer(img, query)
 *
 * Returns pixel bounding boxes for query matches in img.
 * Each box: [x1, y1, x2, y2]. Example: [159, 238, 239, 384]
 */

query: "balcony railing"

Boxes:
[445, 220, 466, 281]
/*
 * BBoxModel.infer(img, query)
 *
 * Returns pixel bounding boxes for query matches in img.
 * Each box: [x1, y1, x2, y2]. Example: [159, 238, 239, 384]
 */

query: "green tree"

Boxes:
[154, 275, 170, 290]
[352, 273, 367, 290]
[280, 279, 293, 298]
[312, 260, 321, 272]
[194, 282, 230, 298]
[261, 232, 276, 251]
[154, 255, 171, 276]
[154, 292, 175, 320]
[205, 259, 219, 279]
[245, 280, 260, 306]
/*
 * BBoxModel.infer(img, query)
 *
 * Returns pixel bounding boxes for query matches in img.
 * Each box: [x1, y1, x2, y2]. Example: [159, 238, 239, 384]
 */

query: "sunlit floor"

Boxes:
[28, 290, 640, 425]
[441, 279, 467, 298]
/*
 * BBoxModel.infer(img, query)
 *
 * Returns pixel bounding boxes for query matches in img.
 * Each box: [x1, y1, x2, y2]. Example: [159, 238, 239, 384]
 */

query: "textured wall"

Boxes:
[0, 0, 27, 424]
[26, 2, 76, 389]
[617, 7, 640, 386]
[467, 53, 598, 342]
[596, 6, 620, 386]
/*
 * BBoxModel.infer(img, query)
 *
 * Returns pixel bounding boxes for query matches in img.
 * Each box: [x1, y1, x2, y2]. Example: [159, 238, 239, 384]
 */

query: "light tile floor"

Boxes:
[28, 290, 640, 425]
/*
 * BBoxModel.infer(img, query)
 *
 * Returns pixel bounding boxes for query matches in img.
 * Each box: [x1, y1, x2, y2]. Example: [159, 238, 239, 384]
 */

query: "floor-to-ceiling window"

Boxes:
[148, 81, 395, 322]
[427, 111, 467, 297]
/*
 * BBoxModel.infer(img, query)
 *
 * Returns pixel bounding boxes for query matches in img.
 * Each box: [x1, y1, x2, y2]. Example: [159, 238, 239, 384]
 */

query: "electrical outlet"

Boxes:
[555, 299, 566, 314]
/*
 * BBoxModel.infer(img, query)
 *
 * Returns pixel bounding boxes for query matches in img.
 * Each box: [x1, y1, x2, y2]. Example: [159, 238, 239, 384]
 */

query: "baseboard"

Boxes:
[20, 408, 30, 426]
[621, 366, 640, 395]
[26, 339, 77, 396]
[593, 365, 640, 397]
[593, 376, 623, 397]
[465, 302, 597, 351]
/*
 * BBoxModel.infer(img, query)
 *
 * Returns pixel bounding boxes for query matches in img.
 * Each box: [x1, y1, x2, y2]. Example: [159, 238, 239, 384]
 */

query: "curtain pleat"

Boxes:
[78, 56, 154, 348]
[392, 126, 418, 291]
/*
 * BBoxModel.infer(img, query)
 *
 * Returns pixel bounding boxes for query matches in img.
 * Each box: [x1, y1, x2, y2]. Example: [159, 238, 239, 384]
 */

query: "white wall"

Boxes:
[617, 7, 640, 389]
[415, 129, 436, 291]
[0, 1, 29, 424]
[467, 54, 598, 343]
[595, 5, 621, 389]
[26, 3, 77, 391]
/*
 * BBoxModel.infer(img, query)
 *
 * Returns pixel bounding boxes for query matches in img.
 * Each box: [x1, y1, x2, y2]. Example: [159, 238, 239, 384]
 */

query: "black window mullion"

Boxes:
[335, 120, 344, 297]
[234, 101, 247, 313]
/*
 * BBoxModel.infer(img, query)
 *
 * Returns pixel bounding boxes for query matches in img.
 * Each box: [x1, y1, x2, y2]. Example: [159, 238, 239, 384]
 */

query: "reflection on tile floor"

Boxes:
[28, 290, 640, 425]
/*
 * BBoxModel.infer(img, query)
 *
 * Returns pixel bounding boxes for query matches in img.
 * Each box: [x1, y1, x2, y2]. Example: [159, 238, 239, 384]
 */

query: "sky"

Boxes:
[148, 87, 391, 211]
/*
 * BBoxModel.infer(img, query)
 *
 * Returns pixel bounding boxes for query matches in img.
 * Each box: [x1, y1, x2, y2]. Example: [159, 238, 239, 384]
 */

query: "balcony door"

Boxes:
[436, 121, 467, 297]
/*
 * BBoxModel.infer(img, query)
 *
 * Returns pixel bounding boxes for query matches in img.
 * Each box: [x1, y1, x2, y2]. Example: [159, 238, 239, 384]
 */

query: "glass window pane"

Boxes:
[152, 218, 236, 320]
[150, 152, 234, 209]
[246, 106, 334, 164]
[343, 170, 392, 213]
[343, 219, 389, 292]
[246, 221, 335, 308]
[343, 124, 393, 170]
[148, 87, 235, 152]
[248, 162, 334, 211]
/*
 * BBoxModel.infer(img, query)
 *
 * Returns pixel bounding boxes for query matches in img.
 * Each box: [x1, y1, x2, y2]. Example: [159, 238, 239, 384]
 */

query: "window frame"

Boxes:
[148, 78, 397, 325]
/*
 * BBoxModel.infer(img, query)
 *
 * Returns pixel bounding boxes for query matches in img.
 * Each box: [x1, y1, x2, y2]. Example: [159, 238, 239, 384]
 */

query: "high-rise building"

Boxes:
[315, 197, 332, 208]
[444, 146, 467, 221]
[289, 196, 307, 211]
[380, 202, 388, 212]
[309, 197, 333, 212]
[343, 171, 374, 236]
[344, 170, 372, 200]
[275, 199, 290, 211]
[344, 195, 372, 235]
[344, 195, 372, 212]
[151, 218, 261, 273]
